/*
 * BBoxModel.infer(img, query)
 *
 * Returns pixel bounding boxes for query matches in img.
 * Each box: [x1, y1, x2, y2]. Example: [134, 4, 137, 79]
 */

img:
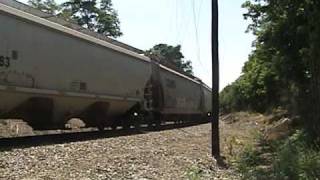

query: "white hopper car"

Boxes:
[0, 0, 212, 130]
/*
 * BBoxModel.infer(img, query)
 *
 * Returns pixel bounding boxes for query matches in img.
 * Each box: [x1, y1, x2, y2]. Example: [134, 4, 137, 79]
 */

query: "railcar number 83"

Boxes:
[0, 56, 10, 68]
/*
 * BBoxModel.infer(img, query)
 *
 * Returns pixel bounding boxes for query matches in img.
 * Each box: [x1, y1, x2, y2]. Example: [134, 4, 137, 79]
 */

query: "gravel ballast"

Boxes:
[0, 123, 238, 179]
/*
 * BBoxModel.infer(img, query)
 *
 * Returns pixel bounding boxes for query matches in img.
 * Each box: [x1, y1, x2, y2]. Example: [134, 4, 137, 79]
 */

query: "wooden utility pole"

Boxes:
[211, 0, 220, 158]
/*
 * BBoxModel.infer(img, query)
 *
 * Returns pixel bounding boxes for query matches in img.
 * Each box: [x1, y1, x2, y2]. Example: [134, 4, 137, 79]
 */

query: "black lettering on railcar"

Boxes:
[0, 56, 10, 68]
[5, 57, 10, 67]
[0, 56, 3, 66]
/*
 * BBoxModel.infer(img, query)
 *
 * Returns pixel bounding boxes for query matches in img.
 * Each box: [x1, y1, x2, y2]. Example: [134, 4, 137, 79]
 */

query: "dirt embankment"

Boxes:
[221, 111, 292, 156]
[220, 112, 268, 161]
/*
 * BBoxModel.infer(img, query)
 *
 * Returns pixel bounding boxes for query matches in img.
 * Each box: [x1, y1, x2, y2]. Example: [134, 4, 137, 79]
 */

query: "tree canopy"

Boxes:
[28, 0, 60, 15]
[220, 0, 320, 137]
[146, 44, 193, 75]
[28, 0, 122, 38]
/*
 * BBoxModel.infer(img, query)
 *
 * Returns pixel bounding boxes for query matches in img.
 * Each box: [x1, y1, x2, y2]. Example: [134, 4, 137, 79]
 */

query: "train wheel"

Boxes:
[86, 102, 109, 132]
[148, 122, 154, 128]
[154, 113, 162, 130]
[111, 123, 118, 130]
[122, 122, 131, 130]
[95, 113, 106, 132]
[155, 121, 161, 130]
[134, 120, 141, 130]
[96, 115, 106, 131]
[24, 97, 54, 129]
[132, 112, 142, 130]
[146, 112, 154, 128]
[97, 123, 105, 131]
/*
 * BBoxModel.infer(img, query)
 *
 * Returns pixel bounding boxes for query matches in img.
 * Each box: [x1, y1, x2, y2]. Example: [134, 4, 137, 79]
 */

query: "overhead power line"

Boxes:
[191, 0, 209, 74]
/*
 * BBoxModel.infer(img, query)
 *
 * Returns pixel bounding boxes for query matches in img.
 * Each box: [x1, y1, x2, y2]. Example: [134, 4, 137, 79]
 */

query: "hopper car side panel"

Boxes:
[158, 65, 203, 115]
[202, 86, 212, 114]
[0, 10, 152, 124]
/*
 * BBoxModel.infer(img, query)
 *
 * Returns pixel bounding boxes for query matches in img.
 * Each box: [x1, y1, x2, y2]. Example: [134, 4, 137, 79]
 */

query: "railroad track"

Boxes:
[0, 121, 208, 151]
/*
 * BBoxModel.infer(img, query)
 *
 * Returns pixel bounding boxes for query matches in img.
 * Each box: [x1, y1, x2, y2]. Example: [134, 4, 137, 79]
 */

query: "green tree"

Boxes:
[221, 0, 320, 137]
[28, 0, 60, 15]
[29, 0, 122, 38]
[220, 82, 244, 113]
[242, 0, 320, 137]
[146, 44, 193, 75]
[61, 0, 122, 37]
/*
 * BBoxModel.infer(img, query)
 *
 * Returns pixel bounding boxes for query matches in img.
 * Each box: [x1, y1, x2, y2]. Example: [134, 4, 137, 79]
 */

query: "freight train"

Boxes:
[0, 0, 212, 130]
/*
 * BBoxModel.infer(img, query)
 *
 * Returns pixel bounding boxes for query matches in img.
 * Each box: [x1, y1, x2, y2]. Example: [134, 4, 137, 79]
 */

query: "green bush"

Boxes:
[236, 131, 320, 180]
[186, 166, 203, 180]
[273, 131, 320, 180]
[236, 145, 262, 180]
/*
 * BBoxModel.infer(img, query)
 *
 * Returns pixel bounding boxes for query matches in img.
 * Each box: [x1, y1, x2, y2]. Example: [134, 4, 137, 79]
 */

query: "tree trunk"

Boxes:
[306, 9, 320, 139]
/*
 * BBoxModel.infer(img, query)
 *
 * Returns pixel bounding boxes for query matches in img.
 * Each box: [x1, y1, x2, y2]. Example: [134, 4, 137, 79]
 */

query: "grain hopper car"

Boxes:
[0, 0, 212, 130]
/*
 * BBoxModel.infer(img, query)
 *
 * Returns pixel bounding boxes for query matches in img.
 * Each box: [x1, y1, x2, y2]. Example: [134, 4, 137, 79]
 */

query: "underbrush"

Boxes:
[236, 130, 320, 180]
[186, 166, 203, 180]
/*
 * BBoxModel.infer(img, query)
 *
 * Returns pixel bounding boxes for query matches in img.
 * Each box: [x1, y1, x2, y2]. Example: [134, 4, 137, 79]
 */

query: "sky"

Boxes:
[20, 0, 255, 90]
